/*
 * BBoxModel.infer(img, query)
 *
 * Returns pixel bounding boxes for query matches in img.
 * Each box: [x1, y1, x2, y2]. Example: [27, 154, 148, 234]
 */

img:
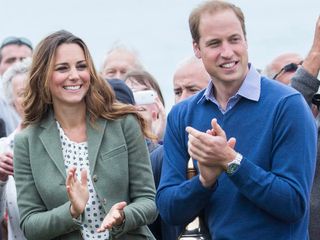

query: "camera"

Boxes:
[133, 90, 157, 105]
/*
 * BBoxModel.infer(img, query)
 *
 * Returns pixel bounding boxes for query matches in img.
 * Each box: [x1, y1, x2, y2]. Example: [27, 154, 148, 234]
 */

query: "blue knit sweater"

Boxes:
[156, 77, 317, 240]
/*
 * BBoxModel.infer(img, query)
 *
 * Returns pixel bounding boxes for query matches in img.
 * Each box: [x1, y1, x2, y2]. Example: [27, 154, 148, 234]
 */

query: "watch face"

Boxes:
[227, 163, 240, 175]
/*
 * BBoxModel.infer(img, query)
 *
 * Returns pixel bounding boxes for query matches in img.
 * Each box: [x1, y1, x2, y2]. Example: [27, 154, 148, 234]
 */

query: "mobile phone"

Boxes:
[133, 90, 157, 105]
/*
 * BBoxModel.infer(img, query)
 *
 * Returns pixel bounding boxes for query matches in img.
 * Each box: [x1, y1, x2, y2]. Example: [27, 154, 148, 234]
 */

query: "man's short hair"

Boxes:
[189, 0, 246, 44]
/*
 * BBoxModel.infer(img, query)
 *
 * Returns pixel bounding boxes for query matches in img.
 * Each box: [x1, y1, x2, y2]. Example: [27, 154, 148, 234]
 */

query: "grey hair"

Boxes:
[100, 41, 144, 72]
[2, 57, 31, 105]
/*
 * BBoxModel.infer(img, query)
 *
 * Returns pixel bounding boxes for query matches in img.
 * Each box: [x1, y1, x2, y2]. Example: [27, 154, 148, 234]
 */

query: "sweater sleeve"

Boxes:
[290, 67, 320, 105]
[156, 107, 216, 225]
[229, 93, 317, 222]
[157, 92, 317, 225]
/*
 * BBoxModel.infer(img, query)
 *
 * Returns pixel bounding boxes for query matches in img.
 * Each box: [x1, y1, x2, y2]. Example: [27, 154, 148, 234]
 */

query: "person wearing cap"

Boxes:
[0, 37, 33, 77]
[107, 79, 135, 105]
[0, 36, 32, 135]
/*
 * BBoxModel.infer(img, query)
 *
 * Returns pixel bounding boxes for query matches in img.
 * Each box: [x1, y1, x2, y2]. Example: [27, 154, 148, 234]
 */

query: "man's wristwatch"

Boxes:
[226, 153, 243, 175]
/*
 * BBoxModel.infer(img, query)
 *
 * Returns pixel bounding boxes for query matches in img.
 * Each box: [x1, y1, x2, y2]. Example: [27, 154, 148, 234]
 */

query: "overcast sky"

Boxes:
[1, 0, 319, 109]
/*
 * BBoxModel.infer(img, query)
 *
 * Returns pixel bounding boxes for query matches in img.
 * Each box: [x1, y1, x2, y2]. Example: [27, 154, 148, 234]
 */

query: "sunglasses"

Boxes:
[312, 94, 320, 110]
[273, 61, 303, 80]
[0, 36, 33, 50]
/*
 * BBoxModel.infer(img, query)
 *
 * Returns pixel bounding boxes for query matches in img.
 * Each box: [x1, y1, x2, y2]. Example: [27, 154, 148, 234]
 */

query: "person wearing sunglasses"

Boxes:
[263, 52, 303, 85]
[264, 16, 320, 240]
[0, 37, 33, 136]
[290, 16, 320, 240]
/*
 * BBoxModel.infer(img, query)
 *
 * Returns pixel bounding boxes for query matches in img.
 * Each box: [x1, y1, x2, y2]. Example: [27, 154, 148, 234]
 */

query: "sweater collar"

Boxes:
[199, 63, 261, 104]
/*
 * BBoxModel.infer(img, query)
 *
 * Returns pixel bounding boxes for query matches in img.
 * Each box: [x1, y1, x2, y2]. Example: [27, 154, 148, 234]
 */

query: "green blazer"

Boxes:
[14, 112, 157, 240]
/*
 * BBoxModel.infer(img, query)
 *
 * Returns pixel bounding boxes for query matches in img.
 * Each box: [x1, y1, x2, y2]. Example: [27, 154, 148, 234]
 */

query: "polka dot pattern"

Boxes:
[57, 122, 109, 239]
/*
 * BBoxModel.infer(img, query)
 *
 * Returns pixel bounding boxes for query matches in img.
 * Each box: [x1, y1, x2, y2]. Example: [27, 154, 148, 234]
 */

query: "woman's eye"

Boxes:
[77, 64, 87, 70]
[55, 66, 68, 72]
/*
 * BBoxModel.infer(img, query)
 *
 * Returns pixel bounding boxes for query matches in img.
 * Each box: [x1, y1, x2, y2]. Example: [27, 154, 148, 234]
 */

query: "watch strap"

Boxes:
[226, 153, 243, 175]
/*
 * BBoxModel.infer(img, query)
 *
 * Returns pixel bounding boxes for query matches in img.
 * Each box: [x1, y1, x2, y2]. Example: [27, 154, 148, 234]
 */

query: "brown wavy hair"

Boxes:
[23, 30, 152, 138]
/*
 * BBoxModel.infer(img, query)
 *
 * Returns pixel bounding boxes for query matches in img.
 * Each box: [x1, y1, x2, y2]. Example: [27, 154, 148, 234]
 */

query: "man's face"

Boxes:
[193, 10, 248, 85]
[0, 44, 32, 75]
[270, 53, 303, 85]
[102, 51, 138, 80]
[173, 60, 209, 103]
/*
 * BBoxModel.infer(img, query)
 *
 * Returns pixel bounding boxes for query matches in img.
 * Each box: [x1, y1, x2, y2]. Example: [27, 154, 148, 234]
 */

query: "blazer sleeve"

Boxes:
[14, 130, 82, 240]
[111, 115, 157, 238]
[0, 180, 6, 222]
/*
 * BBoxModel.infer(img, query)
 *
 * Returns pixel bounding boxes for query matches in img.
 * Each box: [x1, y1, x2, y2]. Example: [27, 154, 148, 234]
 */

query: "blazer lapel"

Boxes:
[87, 117, 106, 176]
[39, 113, 66, 178]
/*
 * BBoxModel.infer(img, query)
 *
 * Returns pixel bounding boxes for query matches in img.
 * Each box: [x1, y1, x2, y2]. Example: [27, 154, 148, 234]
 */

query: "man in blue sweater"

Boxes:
[156, 1, 317, 239]
[290, 16, 320, 240]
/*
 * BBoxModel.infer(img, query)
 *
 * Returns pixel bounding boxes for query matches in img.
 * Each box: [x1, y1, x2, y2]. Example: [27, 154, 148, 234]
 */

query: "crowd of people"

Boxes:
[0, 0, 319, 239]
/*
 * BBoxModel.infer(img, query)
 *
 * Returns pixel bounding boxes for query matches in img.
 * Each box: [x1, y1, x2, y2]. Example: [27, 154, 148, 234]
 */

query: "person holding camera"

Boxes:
[124, 70, 166, 145]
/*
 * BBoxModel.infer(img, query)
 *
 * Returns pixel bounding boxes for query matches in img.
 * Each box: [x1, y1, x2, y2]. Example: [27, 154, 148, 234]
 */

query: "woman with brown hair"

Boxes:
[14, 30, 157, 240]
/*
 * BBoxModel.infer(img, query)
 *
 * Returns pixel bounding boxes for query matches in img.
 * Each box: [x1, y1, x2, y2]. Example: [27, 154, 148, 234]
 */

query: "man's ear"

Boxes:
[193, 41, 201, 59]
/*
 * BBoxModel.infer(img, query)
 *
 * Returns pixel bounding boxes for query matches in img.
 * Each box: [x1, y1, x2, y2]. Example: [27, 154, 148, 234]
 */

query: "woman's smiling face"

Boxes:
[49, 43, 90, 108]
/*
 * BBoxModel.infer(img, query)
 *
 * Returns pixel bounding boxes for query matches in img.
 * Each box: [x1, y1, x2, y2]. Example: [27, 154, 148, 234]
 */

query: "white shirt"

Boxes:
[57, 121, 109, 240]
[0, 127, 26, 240]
